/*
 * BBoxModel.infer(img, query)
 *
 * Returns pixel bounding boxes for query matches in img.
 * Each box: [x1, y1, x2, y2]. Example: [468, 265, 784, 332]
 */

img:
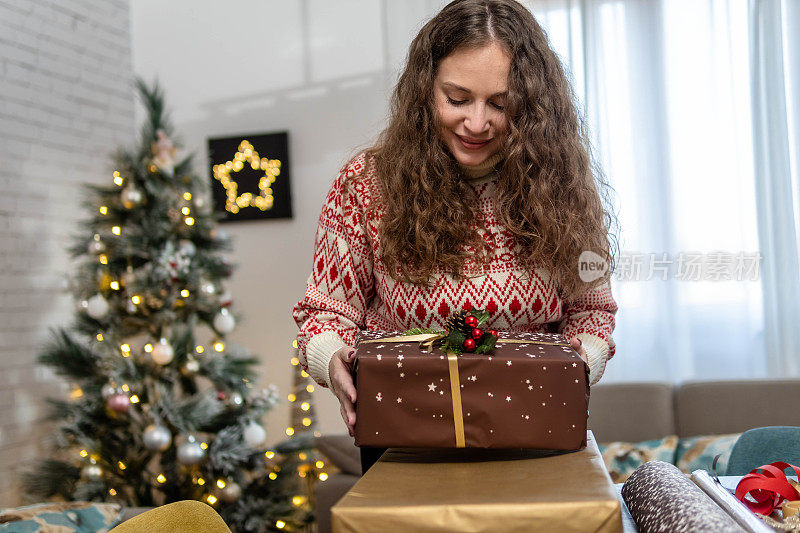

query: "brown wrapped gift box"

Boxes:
[332, 431, 621, 533]
[353, 330, 589, 449]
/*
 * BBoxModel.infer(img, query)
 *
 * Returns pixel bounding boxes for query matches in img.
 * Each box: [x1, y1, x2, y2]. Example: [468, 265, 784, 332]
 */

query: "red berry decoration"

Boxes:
[471, 328, 484, 340]
[464, 315, 478, 328]
[463, 338, 476, 352]
[488, 329, 498, 338]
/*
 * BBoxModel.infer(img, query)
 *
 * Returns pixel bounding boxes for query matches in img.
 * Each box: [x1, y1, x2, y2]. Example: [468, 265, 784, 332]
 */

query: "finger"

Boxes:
[345, 348, 356, 362]
[345, 380, 357, 404]
[342, 397, 356, 428]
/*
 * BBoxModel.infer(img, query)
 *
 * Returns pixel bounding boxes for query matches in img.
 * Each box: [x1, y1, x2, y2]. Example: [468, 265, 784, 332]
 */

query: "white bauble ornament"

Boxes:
[230, 392, 244, 406]
[86, 294, 109, 319]
[101, 384, 116, 399]
[82, 464, 103, 481]
[219, 481, 242, 503]
[151, 338, 174, 365]
[243, 422, 266, 447]
[143, 424, 172, 451]
[177, 438, 205, 465]
[213, 309, 235, 333]
[120, 186, 143, 209]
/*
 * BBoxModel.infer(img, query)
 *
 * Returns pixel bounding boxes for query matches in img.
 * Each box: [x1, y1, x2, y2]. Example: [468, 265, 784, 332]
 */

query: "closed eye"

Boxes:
[447, 97, 467, 106]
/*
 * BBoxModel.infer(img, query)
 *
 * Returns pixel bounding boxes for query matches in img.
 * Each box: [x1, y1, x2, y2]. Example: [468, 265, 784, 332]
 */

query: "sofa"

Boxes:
[313, 378, 800, 533]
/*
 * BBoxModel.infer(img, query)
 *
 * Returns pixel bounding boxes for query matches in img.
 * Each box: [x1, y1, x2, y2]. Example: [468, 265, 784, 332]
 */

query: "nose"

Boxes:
[464, 103, 490, 135]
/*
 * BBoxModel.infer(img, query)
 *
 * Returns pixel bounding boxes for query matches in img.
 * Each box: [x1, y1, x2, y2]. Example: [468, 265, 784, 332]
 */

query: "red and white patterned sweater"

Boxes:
[292, 152, 617, 390]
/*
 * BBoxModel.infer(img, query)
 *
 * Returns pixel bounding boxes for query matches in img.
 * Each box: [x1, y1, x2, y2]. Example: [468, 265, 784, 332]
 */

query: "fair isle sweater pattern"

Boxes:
[292, 152, 617, 389]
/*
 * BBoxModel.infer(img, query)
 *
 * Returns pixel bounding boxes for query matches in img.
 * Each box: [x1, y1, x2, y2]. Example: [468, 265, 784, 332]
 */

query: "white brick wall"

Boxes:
[0, 0, 134, 506]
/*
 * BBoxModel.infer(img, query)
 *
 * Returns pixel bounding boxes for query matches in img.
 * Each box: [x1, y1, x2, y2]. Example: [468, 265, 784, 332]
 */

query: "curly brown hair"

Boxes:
[365, 0, 617, 300]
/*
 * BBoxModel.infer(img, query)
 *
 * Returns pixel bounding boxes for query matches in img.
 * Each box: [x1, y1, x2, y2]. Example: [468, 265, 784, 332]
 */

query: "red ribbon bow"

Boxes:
[734, 462, 800, 515]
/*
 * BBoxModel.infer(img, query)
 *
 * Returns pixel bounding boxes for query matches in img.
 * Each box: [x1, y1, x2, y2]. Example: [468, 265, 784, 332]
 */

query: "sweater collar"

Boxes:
[457, 152, 504, 180]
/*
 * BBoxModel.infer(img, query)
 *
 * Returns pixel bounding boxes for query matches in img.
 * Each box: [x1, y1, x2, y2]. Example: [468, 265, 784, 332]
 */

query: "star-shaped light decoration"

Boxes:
[212, 140, 281, 214]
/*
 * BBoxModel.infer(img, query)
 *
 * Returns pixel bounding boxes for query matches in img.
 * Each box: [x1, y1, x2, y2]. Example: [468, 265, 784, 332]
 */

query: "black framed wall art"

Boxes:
[208, 131, 292, 222]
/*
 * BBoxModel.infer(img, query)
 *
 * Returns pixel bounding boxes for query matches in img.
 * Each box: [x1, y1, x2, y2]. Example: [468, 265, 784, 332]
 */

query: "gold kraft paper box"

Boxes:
[332, 431, 621, 533]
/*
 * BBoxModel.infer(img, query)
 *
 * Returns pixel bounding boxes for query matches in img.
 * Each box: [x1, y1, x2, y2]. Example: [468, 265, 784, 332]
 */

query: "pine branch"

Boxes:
[207, 425, 252, 477]
[22, 459, 81, 500]
[202, 354, 258, 391]
[160, 389, 224, 434]
[38, 329, 105, 384]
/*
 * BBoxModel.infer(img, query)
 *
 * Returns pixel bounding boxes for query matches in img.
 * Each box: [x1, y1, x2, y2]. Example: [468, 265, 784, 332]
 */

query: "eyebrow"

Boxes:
[442, 81, 508, 98]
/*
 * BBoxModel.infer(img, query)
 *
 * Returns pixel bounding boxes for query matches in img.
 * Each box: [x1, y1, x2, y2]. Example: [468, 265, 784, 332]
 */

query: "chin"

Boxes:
[450, 145, 494, 167]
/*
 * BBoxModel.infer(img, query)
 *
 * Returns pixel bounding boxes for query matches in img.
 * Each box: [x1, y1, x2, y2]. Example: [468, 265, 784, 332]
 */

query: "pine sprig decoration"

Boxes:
[440, 308, 498, 355]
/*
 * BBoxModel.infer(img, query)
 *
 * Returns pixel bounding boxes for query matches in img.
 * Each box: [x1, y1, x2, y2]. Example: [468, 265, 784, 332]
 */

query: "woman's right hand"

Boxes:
[329, 345, 357, 437]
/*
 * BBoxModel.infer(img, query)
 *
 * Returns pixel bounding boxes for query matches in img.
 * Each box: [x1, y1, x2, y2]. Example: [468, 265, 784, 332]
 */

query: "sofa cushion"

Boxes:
[675, 379, 800, 437]
[315, 435, 361, 476]
[674, 433, 739, 474]
[599, 435, 679, 483]
[0, 502, 121, 532]
[589, 382, 675, 443]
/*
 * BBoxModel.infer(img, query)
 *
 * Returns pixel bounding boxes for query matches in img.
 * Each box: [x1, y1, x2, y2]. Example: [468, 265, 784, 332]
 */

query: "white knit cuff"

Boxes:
[575, 333, 610, 386]
[305, 330, 348, 389]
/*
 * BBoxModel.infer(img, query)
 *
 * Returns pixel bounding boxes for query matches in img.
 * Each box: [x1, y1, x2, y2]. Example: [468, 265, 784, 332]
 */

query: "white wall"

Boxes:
[131, 0, 451, 443]
[0, 0, 135, 506]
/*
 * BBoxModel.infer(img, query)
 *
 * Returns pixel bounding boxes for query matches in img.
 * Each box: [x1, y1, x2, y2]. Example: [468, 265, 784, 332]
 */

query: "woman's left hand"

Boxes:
[568, 337, 588, 364]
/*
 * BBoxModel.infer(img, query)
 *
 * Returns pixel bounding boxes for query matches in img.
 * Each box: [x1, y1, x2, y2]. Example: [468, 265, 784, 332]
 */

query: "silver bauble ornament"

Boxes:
[107, 393, 131, 413]
[181, 358, 200, 377]
[82, 464, 103, 481]
[151, 338, 174, 365]
[213, 309, 235, 333]
[219, 481, 242, 503]
[101, 384, 116, 399]
[177, 439, 205, 465]
[120, 186, 143, 209]
[86, 294, 109, 319]
[143, 424, 172, 451]
[243, 422, 266, 447]
[126, 300, 137, 314]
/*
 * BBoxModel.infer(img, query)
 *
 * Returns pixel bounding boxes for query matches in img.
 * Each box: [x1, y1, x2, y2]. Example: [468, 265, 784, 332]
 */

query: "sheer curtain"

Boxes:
[524, 0, 800, 381]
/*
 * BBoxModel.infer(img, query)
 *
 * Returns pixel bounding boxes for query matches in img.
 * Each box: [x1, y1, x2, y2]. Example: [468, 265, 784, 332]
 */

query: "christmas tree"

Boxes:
[23, 79, 320, 532]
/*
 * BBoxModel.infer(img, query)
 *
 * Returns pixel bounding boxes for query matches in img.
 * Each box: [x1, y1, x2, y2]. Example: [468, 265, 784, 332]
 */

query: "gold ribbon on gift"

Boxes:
[359, 333, 572, 448]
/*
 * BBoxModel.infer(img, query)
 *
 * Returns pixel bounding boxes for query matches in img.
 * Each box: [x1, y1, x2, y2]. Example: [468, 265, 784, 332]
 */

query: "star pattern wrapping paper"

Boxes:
[352, 330, 590, 450]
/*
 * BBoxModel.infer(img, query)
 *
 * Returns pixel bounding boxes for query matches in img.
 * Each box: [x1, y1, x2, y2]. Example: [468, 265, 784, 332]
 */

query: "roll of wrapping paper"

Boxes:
[621, 461, 742, 532]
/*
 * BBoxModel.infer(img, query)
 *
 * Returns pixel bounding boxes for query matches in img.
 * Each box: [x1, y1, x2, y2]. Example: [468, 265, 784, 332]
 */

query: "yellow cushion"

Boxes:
[109, 500, 231, 533]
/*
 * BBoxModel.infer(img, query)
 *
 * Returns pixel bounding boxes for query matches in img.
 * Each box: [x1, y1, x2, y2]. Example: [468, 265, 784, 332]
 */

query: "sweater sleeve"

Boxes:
[291, 156, 374, 390]
[558, 279, 617, 386]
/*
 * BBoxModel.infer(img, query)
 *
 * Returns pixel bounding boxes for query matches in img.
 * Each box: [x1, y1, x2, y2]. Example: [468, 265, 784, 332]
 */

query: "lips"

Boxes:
[456, 134, 492, 150]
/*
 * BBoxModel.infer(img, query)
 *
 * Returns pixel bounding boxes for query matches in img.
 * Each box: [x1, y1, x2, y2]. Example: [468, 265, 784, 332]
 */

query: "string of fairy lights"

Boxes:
[69, 162, 327, 530]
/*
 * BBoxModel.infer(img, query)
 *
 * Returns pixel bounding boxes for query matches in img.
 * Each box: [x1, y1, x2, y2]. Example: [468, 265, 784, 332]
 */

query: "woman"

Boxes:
[292, 0, 617, 473]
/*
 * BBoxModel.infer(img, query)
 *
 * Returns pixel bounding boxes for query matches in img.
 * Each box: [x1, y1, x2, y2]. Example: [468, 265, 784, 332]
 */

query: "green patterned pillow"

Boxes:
[674, 433, 740, 475]
[0, 502, 121, 532]
[599, 435, 679, 483]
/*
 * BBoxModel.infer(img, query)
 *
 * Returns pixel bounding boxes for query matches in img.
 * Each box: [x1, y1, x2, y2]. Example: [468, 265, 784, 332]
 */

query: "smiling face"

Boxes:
[433, 41, 511, 167]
